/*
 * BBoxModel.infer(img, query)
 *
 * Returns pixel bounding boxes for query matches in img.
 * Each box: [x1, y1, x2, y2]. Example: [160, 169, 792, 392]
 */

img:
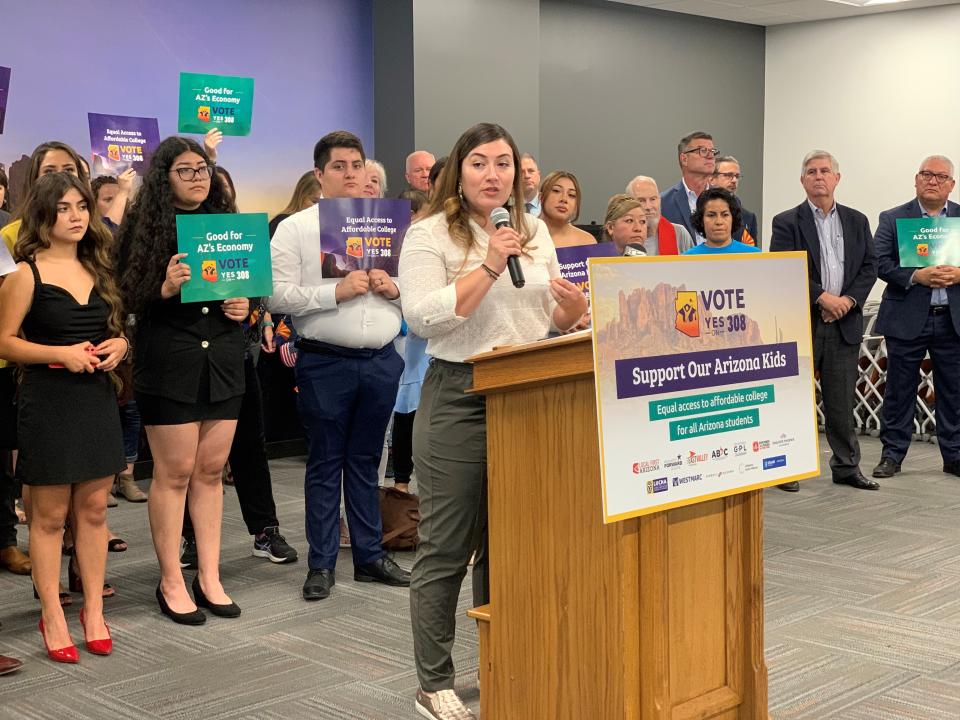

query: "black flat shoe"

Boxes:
[302, 569, 335, 601]
[191, 575, 241, 618]
[833, 471, 880, 491]
[156, 584, 206, 625]
[776, 481, 800, 492]
[872, 457, 901, 478]
[354, 556, 411, 587]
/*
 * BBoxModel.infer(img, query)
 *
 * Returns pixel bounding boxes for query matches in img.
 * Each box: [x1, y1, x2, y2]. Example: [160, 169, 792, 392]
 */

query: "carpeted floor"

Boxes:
[1, 436, 958, 719]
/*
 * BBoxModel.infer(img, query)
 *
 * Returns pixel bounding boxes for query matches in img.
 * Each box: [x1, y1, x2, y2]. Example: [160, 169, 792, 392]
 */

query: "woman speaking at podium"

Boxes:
[398, 123, 586, 718]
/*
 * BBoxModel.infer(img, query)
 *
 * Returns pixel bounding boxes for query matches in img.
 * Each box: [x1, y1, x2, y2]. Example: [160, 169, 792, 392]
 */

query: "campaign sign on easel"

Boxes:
[589, 252, 819, 522]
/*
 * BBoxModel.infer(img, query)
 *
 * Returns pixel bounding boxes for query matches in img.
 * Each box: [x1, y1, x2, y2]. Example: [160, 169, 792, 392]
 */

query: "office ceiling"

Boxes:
[612, 0, 960, 26]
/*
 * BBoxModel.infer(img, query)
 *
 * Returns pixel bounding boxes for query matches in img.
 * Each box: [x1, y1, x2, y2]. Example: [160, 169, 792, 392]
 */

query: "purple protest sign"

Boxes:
[556, 243, 618, 301]
[0, 67, 10, 134]
[87, 113, 161, 178]
[318, 198, 411, 278]
[615, 342, 799, 399]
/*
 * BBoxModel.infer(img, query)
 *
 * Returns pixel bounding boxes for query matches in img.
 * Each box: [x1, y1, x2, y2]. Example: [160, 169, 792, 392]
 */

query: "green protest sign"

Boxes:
[177, 72, 254, 136]
[896, 217, 960, 267]
[175, 213, 272, 302]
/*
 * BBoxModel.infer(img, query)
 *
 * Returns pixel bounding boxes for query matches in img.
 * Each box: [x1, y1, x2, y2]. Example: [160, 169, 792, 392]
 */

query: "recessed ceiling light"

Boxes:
[826, 0, 912, 6]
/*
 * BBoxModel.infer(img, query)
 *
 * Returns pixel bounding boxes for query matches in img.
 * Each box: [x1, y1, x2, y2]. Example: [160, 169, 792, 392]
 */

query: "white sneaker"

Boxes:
[415, 689, 476, 719]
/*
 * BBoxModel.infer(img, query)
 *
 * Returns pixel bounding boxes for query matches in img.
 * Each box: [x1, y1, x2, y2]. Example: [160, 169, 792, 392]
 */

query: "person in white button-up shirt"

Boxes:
[269, 131, 410, 601]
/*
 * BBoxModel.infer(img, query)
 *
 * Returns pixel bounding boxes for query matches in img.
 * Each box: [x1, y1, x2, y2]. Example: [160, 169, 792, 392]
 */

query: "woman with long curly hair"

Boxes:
[0, 172, 127, 662]
[115, 137, 247, 625]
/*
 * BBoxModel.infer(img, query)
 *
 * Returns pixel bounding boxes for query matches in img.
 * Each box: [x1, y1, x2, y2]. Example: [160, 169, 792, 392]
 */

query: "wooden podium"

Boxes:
[468, 333, 768, 720]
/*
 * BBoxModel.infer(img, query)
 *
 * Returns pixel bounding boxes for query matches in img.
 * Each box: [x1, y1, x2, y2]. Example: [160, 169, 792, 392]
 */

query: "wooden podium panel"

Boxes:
[469, 333, 767, 720]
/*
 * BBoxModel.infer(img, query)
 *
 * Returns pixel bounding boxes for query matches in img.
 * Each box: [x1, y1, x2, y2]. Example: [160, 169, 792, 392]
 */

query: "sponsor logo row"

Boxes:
[633, 433, 797, 475]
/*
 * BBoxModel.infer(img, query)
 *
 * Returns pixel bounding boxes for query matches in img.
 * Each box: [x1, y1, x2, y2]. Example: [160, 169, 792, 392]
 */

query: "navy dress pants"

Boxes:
[881, 310, 960, 464]
[295, 343, 403, 570]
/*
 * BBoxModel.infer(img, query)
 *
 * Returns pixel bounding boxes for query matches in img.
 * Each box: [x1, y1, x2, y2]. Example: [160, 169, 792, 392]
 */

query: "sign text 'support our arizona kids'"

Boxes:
[589, 252, 820, 522]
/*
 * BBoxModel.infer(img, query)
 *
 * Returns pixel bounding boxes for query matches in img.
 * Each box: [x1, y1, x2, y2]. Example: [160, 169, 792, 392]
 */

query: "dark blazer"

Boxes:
[769, 201, 877, 346]
[660, 181, 696, 238]
[873, 197, 960, 340]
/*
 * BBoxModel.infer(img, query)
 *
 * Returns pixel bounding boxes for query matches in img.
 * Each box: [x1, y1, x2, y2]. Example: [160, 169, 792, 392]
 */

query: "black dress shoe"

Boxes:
[872, 457, 901, 478]
[156, 584, 206, 625]
[833, 470, 880, 490]
[354, 556, 411, 587]
[777, 481, 800, 492]
[191, 575, 241, 618]
[302, 569, 335, 601]
[944, 461, 960, 477]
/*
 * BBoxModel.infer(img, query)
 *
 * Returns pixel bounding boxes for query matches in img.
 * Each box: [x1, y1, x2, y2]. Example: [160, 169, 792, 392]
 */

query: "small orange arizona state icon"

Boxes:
[201, 260, 218, 282]
[345, 237, 364, 258]
[197, 106, 211, 123]
[675, 291, 699, 338]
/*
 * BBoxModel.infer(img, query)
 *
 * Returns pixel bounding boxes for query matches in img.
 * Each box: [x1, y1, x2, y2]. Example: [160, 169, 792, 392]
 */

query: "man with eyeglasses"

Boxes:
[710, 155, 759, 247]
[661, 131, 717, 243]
[770, 150, 878, 492]
[872, 155, 960, 481]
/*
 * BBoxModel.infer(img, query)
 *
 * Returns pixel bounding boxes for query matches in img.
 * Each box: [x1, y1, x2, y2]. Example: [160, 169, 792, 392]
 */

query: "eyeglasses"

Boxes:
[682, 147, 719, 158]
[918, 170, 953, 184]
[714, 172, 742, 181]
[173, 166, 214, 181]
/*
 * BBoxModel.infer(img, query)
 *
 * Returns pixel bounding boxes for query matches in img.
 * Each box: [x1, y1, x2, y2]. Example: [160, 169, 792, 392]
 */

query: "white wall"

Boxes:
[763, 4, 960, 285]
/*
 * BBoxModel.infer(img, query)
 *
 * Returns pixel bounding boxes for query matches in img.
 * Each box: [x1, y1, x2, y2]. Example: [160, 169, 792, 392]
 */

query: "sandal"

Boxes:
[107, 538, 127, 553]
[68, 553, 116, 599]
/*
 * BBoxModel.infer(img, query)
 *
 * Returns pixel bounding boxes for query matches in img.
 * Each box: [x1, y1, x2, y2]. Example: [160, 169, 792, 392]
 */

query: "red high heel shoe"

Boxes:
[38, 618, 79, 664]
[79, 608, 112, 656]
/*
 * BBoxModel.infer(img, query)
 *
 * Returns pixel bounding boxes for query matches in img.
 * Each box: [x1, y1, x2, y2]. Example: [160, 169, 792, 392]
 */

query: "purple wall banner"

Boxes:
[615, 342, 799, 399]
[0, 66, 10, 134]
[318, 198, 411, 277]
[87, 113, 161, 178]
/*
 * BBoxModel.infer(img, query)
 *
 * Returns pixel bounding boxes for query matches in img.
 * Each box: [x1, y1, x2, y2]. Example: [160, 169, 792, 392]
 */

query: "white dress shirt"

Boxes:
[268, 205, 401, 349]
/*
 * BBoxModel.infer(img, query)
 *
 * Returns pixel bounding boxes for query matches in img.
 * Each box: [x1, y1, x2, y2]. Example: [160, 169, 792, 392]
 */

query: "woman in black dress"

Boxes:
[116, 137, 247, 624]
[0, 173, 127, 662]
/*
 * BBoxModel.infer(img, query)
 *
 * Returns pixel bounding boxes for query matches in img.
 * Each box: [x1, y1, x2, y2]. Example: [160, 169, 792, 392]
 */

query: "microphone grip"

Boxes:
[507, 256, 525, 288]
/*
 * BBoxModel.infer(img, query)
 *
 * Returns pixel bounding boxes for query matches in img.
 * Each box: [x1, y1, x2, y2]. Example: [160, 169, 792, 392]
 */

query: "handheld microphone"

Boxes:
[490, 207, 525, 288]
[623, 243, 647, 257]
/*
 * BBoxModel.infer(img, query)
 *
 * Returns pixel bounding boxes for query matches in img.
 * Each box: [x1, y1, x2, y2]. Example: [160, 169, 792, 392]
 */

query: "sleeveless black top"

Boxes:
[22, 260, 110, 353]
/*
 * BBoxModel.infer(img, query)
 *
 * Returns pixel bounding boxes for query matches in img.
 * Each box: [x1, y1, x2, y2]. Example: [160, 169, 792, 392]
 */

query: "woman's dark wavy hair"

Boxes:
[115, 136, 235, 317]
[14, 172, 125, 340]
[691, 186, 741, 238]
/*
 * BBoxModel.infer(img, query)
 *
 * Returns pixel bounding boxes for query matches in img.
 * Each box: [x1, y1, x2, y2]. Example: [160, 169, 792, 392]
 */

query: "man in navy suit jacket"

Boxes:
[871, 155, 960, 480]
[660, 131, 717, 242]
[770, 150, 878, 492]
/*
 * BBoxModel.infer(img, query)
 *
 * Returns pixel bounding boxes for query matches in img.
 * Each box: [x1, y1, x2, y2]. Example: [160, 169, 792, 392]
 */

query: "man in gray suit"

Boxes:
[770, 150, 879, 492]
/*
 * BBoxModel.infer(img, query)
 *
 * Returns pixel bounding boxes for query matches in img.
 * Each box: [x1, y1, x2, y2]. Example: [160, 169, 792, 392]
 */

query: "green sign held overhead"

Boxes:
[175, 213, 272, 303]
[177, 72, 255, 136]
[896, 217, 960, 267]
